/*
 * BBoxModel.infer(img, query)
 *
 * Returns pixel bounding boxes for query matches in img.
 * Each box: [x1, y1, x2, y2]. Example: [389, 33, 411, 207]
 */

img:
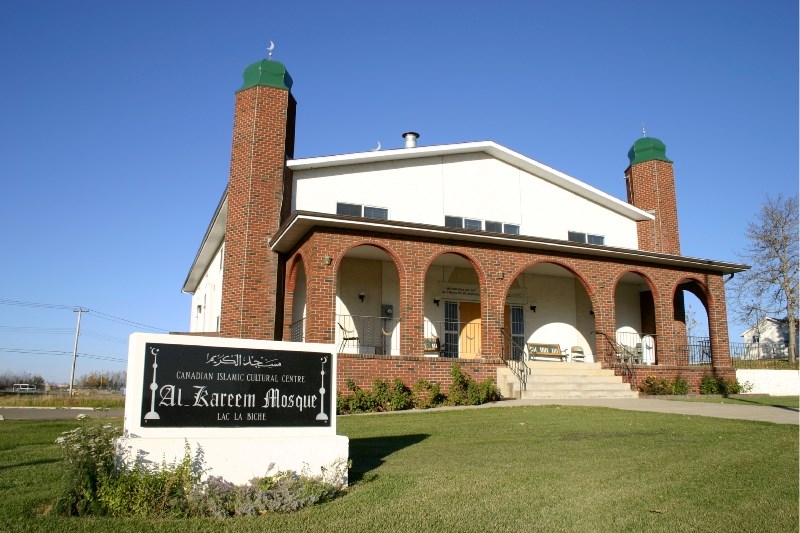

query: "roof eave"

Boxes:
[182, 189, 228, 293]
[271, 211, 749, 275]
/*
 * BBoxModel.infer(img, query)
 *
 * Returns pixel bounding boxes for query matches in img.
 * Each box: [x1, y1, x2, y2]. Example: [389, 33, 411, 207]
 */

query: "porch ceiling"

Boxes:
[271, 211, 749, 275]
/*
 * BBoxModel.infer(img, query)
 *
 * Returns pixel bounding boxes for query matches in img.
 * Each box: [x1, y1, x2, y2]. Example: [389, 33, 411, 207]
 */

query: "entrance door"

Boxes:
[504, 305, 525, 361]
[459, 302, 481, 359]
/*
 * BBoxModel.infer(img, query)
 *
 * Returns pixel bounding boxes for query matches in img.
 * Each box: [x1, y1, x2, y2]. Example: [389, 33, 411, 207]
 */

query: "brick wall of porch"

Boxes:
[282, 228, 733, 372]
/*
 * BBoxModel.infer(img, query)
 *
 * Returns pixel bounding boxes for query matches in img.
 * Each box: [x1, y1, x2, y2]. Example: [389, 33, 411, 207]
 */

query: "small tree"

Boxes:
[731, 194, 798, 364]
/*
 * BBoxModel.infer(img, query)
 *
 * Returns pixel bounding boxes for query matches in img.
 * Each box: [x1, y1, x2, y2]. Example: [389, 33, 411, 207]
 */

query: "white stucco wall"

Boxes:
[293, 152, 639, 248]
[736, 370, 800, 396]
[189, 243, 224, 333]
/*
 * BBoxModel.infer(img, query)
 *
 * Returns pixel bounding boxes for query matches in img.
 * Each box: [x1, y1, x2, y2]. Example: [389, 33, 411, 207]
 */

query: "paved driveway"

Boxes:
[0, 407, 124, 421]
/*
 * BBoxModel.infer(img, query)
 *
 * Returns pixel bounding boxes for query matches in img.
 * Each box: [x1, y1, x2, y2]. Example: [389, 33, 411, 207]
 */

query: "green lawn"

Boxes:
[1, 406, 797, 532]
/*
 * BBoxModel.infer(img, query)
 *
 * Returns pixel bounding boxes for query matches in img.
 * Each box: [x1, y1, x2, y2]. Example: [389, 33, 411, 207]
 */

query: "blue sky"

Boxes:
[1, 1, 797, 383]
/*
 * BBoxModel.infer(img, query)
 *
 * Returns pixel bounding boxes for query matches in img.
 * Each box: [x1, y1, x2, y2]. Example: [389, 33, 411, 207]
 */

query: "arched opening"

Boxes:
[674, 280, 711, 365]
[614, 272, 657, 364]
[336, 245, 400, 355]
[506, 262, 596, 362]
[423, 253, 482, 358]
[288, 257, 307, 341]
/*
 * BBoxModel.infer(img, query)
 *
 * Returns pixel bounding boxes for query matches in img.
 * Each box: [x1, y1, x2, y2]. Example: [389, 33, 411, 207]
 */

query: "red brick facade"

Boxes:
[281, 229, 734, 393]
[220, 83, 296, 340]
[626, 159, 681, 255]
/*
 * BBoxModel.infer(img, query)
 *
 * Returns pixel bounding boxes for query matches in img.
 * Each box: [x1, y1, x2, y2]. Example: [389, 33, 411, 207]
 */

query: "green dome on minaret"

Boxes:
[238, 59, 293, 92]
[627, 137, 672, 166]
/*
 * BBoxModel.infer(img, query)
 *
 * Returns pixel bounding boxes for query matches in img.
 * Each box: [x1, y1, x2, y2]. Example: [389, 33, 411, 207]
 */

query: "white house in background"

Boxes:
[739, 318, 796, 359]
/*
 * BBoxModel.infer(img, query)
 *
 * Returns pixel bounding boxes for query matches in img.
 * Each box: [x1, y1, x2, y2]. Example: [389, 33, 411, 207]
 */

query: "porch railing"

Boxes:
[595, 330, 638, 389]
[336, 314, 400, 355]
[682, 336, 712, 366]
[423, 320, 480, 358]
[615, 332, 657, 364]
[498, 327, 529, 392]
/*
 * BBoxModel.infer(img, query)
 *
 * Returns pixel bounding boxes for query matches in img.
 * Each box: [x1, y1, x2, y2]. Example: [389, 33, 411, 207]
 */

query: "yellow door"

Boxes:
[460, 302, 481, 358]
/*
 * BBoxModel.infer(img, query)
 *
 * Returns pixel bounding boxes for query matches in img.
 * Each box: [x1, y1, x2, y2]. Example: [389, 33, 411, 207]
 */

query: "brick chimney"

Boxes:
[625, 137, 681, 255]
[220, 59, 297, 339]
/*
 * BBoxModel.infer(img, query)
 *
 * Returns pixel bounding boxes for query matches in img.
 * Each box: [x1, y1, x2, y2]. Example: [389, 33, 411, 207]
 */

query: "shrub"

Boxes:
[638, 375, 671, 395]
[54, 415, 121, 515]
[413, 379, 446, 409]
[699, 374, 753, 396]
[447, 365, 501, 406]
[671, 375, 689, 395]
[55, 418, 344, 518]
[388, 378, 414, 411]
[700, 374, 720, 395]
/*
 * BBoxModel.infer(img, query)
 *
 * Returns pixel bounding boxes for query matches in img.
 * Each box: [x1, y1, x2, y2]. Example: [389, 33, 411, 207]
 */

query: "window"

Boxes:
[336, 203, 388, 220]
[510, 306, 525, 361]
[568, 231, 604, 245]
[464, 218, 482, 230]
[445, 216, 463, 228]
[363, 206, 388, 220]
[337, 202, 362, 216]
[485, 221, 502, 233]
[448, 217, 521, 235]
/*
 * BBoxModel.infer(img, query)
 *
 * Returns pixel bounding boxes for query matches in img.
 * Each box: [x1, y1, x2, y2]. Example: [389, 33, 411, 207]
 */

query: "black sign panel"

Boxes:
[140, 343, 332, 427]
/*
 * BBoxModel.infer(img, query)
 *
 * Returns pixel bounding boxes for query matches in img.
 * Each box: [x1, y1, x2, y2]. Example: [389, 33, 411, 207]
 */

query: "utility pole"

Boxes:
[69, 307, 88, 395]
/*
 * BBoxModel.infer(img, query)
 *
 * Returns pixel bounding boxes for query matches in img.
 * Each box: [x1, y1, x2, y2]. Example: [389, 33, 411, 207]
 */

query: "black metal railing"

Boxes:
[594, 330, 638, 389]
[681, 336, 712, 366]
[499, 327, 529, 392]
[336, 314, 400, 355]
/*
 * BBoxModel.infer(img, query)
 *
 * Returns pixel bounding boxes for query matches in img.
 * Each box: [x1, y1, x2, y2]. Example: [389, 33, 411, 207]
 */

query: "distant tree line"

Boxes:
[0, 372, 46, 389]
[77, 371, 127, 389]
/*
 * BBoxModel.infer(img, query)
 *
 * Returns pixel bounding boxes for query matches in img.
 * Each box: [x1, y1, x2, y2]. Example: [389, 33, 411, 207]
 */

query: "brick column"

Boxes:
[220, 60, 296, 340]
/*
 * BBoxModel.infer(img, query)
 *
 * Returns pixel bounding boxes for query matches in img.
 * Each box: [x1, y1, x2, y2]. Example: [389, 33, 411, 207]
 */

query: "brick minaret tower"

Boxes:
[220, 59, 297, 339]
[624, 137, 681, 255]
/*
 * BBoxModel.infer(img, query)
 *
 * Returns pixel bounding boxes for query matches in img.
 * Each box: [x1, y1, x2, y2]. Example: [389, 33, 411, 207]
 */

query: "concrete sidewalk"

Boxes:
[476, 397, 799, 425]
[2, 398, 797, 425]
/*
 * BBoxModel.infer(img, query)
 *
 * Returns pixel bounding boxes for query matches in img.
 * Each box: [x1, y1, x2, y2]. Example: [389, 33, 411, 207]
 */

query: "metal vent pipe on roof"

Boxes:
[402, 131, 420, 148]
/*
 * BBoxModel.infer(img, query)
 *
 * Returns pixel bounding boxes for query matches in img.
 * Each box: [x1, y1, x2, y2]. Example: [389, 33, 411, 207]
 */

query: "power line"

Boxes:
[0, 298, 171, 332]
[0, 347, 126, 363]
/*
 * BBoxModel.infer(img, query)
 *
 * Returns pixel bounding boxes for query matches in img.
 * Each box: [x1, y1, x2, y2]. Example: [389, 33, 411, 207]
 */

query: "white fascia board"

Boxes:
[182, 191, 228, 294]
[287, 141, 654, 222]
[271, 212, 748, 275]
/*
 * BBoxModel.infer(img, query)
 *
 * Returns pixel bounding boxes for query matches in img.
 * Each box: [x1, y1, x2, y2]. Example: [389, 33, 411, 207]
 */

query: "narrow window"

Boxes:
[336, 202, 362, 216]
[464, 218, 482, 231]
[568, 231, 587, 243]
[587, 234, 605, 245]
[363, 206, 388, 220]
[485, 220, 502, 233]
[445, 216, 463, 228]
[503, 224, 520, 235]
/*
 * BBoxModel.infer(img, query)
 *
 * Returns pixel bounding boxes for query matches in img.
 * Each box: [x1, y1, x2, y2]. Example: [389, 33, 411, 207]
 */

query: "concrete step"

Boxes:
[522, 389, 639, 399]
[529, 374, 622, 384]
[499, 360, 638, 400]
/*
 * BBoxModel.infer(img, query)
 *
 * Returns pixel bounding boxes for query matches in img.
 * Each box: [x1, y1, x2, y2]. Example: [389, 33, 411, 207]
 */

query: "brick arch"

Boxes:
[671, 276, 711, 310]
[335, 241, 406, 277]
[423, 249, 487, 285]
[507, 258, 597, 305]
[611, 269, 659, 301]
[286, 252, 308, 293]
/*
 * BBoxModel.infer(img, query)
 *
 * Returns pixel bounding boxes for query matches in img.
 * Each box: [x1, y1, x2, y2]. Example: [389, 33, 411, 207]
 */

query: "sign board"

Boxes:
[140, 342, 331, 428]
[118, 333, 348, 486]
